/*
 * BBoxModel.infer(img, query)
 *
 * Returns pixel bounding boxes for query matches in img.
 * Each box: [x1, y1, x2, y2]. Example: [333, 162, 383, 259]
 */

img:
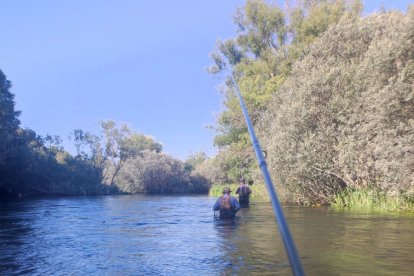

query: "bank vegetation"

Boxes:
[0, 70, 210, 197]
[2, 0, 413, 210]
[200, 0, 413, 210]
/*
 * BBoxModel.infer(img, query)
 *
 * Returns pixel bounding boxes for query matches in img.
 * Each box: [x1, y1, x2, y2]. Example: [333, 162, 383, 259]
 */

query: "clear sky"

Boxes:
[0, 1, 412, 160]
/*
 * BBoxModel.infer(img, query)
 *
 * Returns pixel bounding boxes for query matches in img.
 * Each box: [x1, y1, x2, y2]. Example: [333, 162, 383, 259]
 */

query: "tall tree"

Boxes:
[207, 0, 361, 184]
[71, 121, 163, 186]
[0, 70, 21, 165]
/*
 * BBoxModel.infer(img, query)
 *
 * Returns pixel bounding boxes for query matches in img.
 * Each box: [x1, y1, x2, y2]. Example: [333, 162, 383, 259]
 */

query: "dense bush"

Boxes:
[190, 155, 227, 184]
[260, 8, 414, 204]
[0, 127, 111, 197]
[115, 152, 211, 194]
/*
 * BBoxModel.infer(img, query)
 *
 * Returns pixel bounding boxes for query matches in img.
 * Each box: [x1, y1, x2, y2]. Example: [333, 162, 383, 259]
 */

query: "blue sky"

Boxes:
[0, 1, 412, 160]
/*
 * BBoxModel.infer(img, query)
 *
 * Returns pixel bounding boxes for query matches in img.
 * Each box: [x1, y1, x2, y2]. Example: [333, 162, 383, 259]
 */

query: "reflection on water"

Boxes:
[1, 195, 413, 275]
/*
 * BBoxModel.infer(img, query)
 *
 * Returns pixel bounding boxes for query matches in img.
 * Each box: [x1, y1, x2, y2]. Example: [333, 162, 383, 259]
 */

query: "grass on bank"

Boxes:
[209, 183, 269, 201]
[332, 188, 414, 212]
[209, 183, 414, 212]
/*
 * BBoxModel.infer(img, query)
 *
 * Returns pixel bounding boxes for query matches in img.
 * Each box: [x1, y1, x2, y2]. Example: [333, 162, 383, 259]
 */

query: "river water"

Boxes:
[1, 195, 413, 275]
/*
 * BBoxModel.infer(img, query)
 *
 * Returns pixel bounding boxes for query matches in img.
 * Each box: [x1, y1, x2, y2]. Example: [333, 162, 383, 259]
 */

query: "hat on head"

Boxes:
[222, 187, 231, 194]
[239, 178, 246, 183]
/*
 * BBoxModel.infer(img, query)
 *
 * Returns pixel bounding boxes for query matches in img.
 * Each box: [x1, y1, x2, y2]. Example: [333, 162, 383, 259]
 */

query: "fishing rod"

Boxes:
[231, 71, 305, 276]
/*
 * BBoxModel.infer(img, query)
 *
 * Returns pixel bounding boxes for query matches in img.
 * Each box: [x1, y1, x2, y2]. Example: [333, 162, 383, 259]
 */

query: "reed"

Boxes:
[209, 183, 269, 201]
[332, 188, 414, 212]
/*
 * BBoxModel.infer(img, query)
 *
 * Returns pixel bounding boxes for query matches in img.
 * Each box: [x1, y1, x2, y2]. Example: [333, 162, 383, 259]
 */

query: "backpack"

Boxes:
[240, 186, 247, 197]
[219, 195, 232, 211]
[239, 186, 250, 197]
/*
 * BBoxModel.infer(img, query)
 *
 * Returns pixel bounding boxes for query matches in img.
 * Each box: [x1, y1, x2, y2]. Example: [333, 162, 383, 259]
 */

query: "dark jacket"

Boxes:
[235, 185, 252, 207]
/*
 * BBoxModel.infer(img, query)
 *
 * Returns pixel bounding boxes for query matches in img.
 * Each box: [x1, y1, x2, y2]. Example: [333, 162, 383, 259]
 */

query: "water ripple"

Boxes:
[1, 195, 413, 275]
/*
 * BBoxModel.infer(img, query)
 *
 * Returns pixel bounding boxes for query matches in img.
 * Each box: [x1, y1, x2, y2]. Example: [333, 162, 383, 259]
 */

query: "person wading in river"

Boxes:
[235, 178, 252, 208]
[213, 187, 241, 219]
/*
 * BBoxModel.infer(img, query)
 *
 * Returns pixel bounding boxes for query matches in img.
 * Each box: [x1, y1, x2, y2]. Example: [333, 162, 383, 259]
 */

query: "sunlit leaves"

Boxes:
[235, 0, 286, 57]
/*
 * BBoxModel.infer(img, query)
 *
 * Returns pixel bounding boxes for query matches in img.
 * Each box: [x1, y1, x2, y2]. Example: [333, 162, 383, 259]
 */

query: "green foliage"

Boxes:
[332, 188, 414, 212]
[0, 70, 20, 130]
[0, 72, 197, 197]
[184, 152, 208, 172]
[207, 0, 357, 190]
[0, 125, 110, 197]
[209, 183, 269, 201]
[289, 0, 361, 46]
[260, 7, 414, 205]
[234, 0, 286, 57]
[121, 133, 162, 159]
[0, 69, 21, 166]
[70, 121, 163, 186]
[189, 155, 228, 184]
[188, 171, 211, 194]
[115, 152, 210, 194]
[206, 1, 413, 210]
[0, 69, 205, 197]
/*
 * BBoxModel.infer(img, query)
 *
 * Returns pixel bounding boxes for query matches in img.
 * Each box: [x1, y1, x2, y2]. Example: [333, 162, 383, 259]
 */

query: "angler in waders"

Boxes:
[235, 178, 252, 208]
[213, 187, 241, 219]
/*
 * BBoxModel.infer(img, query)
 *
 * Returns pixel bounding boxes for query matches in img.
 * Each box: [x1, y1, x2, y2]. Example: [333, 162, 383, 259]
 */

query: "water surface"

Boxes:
[1, 195, 413, 275]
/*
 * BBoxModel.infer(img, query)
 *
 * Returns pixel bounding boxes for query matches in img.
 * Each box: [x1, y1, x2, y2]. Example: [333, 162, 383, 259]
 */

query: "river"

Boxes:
[1, 195, 413, 275]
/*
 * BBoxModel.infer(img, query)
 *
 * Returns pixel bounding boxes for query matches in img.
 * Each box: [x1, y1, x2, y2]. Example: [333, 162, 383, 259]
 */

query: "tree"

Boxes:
[288, 0, 362, 59]
[0, 69, 119, 197]
[71, 121, 164, 187]
[234, 0, 286, 58]
[206, 0, 362, 186]
[0, 70, 21, 165]
[120, 133, 162, 159]
[184, 152, 208, 172]
[260, 7, 414, 204]
[100, 121, 164, 186]
[115, 152, 193, 194]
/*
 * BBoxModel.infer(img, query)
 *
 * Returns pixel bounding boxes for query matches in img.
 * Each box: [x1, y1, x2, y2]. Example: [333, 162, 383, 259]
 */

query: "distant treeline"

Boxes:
[0, 70, 210, 197]
[196, 0, 413, 206]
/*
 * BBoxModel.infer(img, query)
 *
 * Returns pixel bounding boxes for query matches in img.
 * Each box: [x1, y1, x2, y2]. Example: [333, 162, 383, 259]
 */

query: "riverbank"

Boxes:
[209, 183, 269, 201]
[332, 188, 414, 212]
[209, 184, 414, 212]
